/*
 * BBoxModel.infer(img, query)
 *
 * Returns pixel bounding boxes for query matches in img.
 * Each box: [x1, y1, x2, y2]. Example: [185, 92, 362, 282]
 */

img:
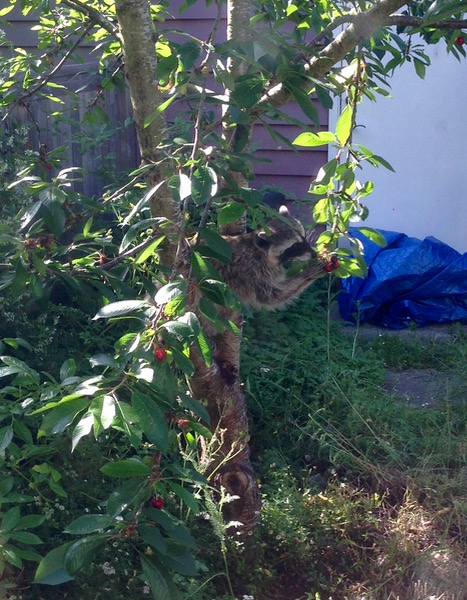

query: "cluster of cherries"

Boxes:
[324, 255, 340, 273]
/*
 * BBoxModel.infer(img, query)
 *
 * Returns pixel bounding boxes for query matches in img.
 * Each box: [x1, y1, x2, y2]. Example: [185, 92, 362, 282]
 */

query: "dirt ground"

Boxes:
[341, 322, 466, 406]
[340, 321, 467, 600]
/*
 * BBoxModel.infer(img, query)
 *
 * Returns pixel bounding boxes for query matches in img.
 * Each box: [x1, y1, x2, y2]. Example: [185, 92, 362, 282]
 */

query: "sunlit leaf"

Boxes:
[358, 227, 387, 247]
[293, 131, 336, 147]
[335, 104, 353, 146]
[93, 300, 148, 320]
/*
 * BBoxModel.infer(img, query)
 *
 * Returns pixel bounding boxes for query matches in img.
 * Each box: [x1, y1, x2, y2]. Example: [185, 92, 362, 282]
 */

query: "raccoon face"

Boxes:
[255, 206, 314, 267]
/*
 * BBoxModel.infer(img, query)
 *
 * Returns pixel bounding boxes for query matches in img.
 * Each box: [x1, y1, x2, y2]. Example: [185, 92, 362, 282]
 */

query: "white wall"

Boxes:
[330, 44, 467, 253]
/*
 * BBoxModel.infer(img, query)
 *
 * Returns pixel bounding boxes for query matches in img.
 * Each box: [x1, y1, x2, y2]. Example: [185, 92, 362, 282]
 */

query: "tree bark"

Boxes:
[113, 0, 261, 532]
[187, 0, 262, 533]
[114, 0, 178, 261]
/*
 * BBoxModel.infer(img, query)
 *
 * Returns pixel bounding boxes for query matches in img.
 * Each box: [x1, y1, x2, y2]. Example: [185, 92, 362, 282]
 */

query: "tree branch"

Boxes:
[387, 14, 467, 30]
[257, 0, 409, 112]
[60, 0, 120, 37]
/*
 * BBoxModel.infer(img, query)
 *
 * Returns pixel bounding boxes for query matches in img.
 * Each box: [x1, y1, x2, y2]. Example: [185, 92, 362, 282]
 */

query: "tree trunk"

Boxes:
[187, 0, 261, 533]
[114, 0, 261, 532]
[114, 0, 179, 264]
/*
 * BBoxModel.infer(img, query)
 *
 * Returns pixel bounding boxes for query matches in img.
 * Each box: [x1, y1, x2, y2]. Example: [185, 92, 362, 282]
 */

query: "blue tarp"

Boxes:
[338, 228, 467, 329]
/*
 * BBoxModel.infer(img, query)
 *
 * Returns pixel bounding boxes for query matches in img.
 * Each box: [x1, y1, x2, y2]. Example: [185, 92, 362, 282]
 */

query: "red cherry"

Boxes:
[324, 263, 334, 272]
[46, 163, 53, 170]
[456, 36, 465, 46]
[153, 347, 167, 362]
[150, 497, 164, 509]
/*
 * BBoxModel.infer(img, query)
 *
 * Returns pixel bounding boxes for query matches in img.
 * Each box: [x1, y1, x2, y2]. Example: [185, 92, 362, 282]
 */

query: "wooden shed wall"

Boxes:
[2, 2, 328, 200]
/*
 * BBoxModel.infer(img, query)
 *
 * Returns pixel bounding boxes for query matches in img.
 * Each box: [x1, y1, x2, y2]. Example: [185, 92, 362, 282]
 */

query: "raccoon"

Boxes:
[218, 206, 326, 310]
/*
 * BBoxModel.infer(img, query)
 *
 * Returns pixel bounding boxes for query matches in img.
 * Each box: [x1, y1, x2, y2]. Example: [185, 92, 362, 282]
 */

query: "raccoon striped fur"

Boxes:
[218, 206, 326, 310]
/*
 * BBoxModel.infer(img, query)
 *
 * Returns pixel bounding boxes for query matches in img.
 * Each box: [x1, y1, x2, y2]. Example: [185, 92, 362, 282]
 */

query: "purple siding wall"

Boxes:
[3, 2, 328, 200]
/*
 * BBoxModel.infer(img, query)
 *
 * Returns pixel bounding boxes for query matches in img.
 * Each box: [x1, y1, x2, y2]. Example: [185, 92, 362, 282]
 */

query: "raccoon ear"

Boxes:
[279, 205, 290, 217]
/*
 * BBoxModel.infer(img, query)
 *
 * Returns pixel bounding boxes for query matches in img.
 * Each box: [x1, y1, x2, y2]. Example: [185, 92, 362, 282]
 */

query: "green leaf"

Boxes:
[48, 479, 68, 499]
[293, 131, 336, 147]
[134, 236, 165, 264]
[218, 201, 244, 225]
[17, 515, 45, 529]
[0, 477, 14, 497]
[168, 482, 200, 514]
[199, 228, 232, 261]
[191, 166, 215, 206]
[71, 412, 94, 451]
[170, 348, 195, 377]
[0, 5, 14, 15]
[100, 458, 151, 478]
[230, 75, 263, 109]
[93, 300, 148, 320]
[3, 546, 22, 569]
[38, 398, 89, 438]
[195, 329, 212, 368]
[106, 480, 147, 518]
[413, 58, 426, 79]
[199, 279, 233, 306]
[64, 515, 115, 535]
[315, 158, 338, 184]
[0, 425, 14, 452]
[14, 420, 40, 446]
[42, 201, 65, 237]
[290, 87, 320, 124]
[59, 359, 76, 383]
[144, 94, 179, 128]
[161, 320, 194, 340]
[138, 524, 167, 554]
[154, 281, 187, 305]
[1, 506, 21, 532]
[131, 391, 169, 453]
[34, 543, 74, 584]
[122, 182, 167, 225]
[90, 395, 116, 430]
[358, 227, 387, 247]
[14, 548, 42, 562]
[314, 83, 334, 109]
[89, 354, 120, 370]
[180, 394, 210, 424]
[10, 531, 42, 545]
[156, 541, 198, 576]
[191, 251, 219, 281]
[143, 509, 197, 549]
[141, 555, 180, 600]
[424, 0, 467, 23]
[64, 535, 109, 574]
[120, 218, 166, 252]
[0, 356, 40, 383]
[335, 104, 353, 146]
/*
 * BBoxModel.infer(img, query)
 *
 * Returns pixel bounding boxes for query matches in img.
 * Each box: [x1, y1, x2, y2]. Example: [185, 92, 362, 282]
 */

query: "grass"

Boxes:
[191, 281, 467, 600]
[8, 281, 467, 600]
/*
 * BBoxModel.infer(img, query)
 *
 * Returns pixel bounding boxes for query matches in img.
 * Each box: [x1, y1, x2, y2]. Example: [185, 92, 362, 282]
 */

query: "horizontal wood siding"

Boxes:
[2, 2, 328, 200]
